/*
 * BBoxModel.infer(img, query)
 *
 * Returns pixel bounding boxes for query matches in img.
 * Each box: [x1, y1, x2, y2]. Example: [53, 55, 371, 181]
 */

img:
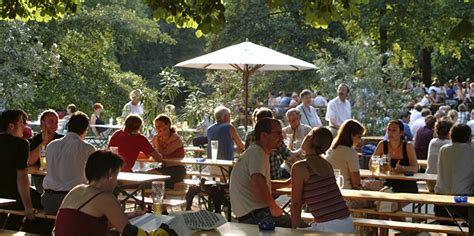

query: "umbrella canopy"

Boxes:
[175, 41, 316, 130]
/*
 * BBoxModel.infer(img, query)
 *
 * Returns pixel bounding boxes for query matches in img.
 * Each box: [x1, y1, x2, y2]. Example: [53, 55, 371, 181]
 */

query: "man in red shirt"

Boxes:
[108, 115, 162, 172]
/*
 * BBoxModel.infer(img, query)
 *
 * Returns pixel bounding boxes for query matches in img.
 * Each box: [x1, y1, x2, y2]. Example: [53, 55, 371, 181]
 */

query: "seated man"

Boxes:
[108, 115, 162, 172]
[434, 123, 474, 225]
[281, 108, 311, 177]
[42, 112, 96, 214]
[207, 105, 245, 161]
[230, 118, 291, 227]
[28, 109, 64, 194]
[0, 110, 42, 229]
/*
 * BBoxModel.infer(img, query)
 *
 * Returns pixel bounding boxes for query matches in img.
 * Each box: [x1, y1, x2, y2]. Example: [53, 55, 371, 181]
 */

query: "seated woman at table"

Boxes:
[290, 127, 355, 233]
[326, 119, 366, 190]
[90, 103, 107, 138]
[147, 114, 186, 189]
[425, 120, 453, 192]
[372, 120, 419, 193]
[55, 150, 176, 236]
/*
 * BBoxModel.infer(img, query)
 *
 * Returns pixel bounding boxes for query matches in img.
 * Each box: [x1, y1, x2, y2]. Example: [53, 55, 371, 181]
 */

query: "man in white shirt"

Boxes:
[122, 89, 144, 117]
[230, 118, 292, 227]
[282, 108, 312, 150]
[296, 89, 322, 128]
[409, 104, 423, 126]
[411, 108, 431, 137]
[313, 91, 328, 107]
[466, 110, 474, 136]
[42, 112, 96, 214]
[326, 83, 351, 136]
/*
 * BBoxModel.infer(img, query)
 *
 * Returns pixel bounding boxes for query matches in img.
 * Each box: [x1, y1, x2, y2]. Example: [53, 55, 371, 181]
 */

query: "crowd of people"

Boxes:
[0, 79, 473, 234]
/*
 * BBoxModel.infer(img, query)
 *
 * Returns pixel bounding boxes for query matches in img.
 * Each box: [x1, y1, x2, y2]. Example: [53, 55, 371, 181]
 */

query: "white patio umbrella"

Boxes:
[175, 40, 316, 130]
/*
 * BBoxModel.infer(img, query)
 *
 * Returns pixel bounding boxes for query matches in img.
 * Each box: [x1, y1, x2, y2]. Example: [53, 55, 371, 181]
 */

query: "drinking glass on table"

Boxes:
[211, 140, 219, 163]
[151, 181, 165, 216]
[39, 144, 47, 171]
[381, 154, 391, 174]
[334, 169, 344, 189]
[370, 156, 380, 175]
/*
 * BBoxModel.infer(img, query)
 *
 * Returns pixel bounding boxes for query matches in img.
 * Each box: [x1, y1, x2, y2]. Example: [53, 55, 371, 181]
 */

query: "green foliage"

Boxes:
[0, 21, 60, 109]
[314, 38, 410, 135]
[1, 0, 82, 21]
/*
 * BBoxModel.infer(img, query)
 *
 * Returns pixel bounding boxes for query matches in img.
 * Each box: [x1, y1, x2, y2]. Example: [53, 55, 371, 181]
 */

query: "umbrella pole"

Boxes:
[243, 66, 249, 133]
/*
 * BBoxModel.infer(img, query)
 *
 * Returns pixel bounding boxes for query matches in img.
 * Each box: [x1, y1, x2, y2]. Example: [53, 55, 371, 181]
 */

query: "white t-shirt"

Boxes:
[467, 120, 474, 136]
[326, 145, 360, 189]
[425, 138, 451, 174]
[313, 96, 328, 107]
[435, 143, 474, 195]
[296, 104, 322, 128]
[409, 110, 422, 126]
[43, 133, 96, 191]
[418, 96, 430, 107]
[325, 97, 351, 128]
[122, 102, 144, 117]
[230, 144, 271, 218]
[411, 117, 426, 137]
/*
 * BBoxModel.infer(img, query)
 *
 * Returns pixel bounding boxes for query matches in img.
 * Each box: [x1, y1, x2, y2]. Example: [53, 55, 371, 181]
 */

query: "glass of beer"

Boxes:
[370, 156, 380, 175]
[39, 145, 47, 171]
[151, 181, 165, 216]
[381, 154, 391, 174]
[334, 169, 344, 189]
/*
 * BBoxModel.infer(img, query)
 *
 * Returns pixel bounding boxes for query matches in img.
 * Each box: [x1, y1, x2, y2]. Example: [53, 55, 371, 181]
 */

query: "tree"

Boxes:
[0, 21, 60, 109]
[1, 0, 81, 21]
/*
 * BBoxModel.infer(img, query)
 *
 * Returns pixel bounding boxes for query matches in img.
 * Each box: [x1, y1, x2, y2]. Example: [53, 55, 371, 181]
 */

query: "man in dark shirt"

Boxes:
[27, 109, 63, 194]
[0, 109, 42, 229]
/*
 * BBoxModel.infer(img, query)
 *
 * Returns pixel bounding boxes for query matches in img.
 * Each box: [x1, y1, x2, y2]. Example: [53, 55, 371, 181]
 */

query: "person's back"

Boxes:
[435, 142, 474, 195]
[0, 133, 29, 198]
[108, 129, 154, 172]
[326, 145, 359, 189]
[207, 123, 234, 160]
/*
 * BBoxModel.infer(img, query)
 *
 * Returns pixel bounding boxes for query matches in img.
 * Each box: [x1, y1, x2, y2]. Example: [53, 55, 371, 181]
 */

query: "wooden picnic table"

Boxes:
[0, 229, 41, 235]
[274, 188, 474, 234]
[359, 169, 437, 181]
[191, 222, 347, 235]
[27, 166, 169, 210]
[417, 159, 427, 168]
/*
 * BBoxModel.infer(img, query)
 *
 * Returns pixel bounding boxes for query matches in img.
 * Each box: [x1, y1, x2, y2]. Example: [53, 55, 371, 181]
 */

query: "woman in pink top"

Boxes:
[290, 127, 354, 233]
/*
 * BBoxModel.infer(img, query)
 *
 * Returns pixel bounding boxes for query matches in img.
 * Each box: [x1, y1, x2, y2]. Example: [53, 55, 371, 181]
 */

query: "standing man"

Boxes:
[434, 124, 474, 225]
[28, 109, 64, 194]
[42, 112, 96, 214]
[296, 89, 322, 128]
[230, 118, 292, 227]
[326, 83, 351, 136]
[0, 110, 41, 228]
[122, 89, 144, 117]
[207, 105, 245, 161]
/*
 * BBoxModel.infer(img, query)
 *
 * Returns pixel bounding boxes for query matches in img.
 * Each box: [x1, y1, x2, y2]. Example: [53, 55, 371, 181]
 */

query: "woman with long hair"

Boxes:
[372, 120, 418, 193]
[326, 119, 366, 190]
[290, 127, 354, 233]
[148, 114, 186, 189]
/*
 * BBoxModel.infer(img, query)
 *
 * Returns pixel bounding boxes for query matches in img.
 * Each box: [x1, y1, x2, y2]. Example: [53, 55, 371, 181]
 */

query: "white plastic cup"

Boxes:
[211, 140, 219, 162]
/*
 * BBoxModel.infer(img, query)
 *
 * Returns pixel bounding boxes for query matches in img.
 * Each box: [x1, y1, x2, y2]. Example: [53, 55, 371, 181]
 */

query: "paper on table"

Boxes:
[130, 213, 175, 232]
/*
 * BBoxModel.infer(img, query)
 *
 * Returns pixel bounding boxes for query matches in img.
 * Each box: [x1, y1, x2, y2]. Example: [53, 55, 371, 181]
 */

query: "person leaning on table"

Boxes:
[229, 118, 292, 228]
[54, 150, 176, 236]
[290, 127, 355, 234]
[434, 123, 474, 226]
[42, 112, 96, 215]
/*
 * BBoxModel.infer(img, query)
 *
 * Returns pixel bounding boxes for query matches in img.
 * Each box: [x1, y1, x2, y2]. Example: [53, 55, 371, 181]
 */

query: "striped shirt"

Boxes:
[302, 164, 350, 223]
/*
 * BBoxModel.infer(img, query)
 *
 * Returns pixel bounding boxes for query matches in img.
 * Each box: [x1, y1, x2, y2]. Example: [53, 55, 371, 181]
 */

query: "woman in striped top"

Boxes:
[290, 127, 355, 233]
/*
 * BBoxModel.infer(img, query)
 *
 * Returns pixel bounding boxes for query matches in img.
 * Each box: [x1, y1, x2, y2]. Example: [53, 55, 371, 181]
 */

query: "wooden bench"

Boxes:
[353, 218, 468, 235]
[302, 212, 467, 235]
[0, 209, 56, 220]
[349, 208, 464, 222]
[186, 171, 227, 180]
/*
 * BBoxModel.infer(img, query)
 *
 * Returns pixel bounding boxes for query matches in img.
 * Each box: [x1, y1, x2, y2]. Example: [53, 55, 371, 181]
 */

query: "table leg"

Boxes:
[469, 206, 473, 235]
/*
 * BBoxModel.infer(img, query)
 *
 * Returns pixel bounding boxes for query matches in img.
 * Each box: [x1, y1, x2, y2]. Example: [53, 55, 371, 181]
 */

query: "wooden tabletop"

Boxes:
[359, 169, 437, 181]
[0, 198, 16, 207]
[117, 172, 170, 183]
[184, 146, 206, 153]
[417, 159, 427, 167]
[28, 167, 170, 183]
[191, 222, 349, 235]
[274, 188, 474, 207]
[0, 229, 41, 235]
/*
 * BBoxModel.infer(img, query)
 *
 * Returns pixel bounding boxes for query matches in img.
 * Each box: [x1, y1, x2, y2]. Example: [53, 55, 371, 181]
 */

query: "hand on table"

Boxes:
[24, 208, 36, 221]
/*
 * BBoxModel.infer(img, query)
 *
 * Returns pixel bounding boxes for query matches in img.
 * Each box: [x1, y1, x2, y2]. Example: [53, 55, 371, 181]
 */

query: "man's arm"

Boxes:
[17, 169, 35, 220]
[229, 125, 245, 152]
[250, 174, 282, 217]
[271, 178, 291, 190]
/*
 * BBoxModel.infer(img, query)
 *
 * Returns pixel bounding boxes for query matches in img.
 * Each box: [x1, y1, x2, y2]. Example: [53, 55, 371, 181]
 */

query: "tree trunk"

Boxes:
[420, 47, 432, 86]
[379, 1, 388, 66]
